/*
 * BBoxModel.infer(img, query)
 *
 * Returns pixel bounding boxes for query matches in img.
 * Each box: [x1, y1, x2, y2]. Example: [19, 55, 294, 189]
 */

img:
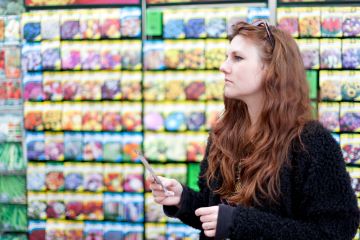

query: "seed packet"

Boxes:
[163, 10, 185, 39]
[121, 102, 142, 132]
[164, 71, 185, 100]
[319, 70, 342, 101]
[123, 223, 143, 239]
[299, 7, 321, 37]
[104, 222, 123, 240]
[166, 163, 187, 185]
[206, 71, 224, 101]
[184, 71, 206, 100]
[165, 134, 186, 161]
[167, 223, 200, 239]
[0, 17, 4, 42]
[61, 42, 82, 70]
[145, 223, 166, 240]
[81, 72, 103, 100]
[123, 193, 144, 222]
[22, 12, 41, 42]
[164, 40, 185, 69]
[5, 78, 22, 105]
[342, 7, 360, 37]
[28, 192, 47, 220]
[184, 9, 206, 39]
[23, 72, 43, 101]
[186, 133, 207, 162]
[342, 39, 360, 69]
[46, 193, 65, 219]
[102, 71, 122, 99]
[144, 40, 165, 70]
[42, 40, 61, 70]
[104, 163, 124, 192]
[83, 133, 103, 161]
[41, 12, 60, 40]
[341, 134, 360, 164]
[100, 41, 122, 70]
[84, 221, 104, 240]
[184, 40, 205, 70]
[340, 102, 360, 132]
[320, 38, 342, 69]
[318, 102, 340, 132]
[145, 192, 166, 222]
[296, 39, 320, 69]
[64, 221, 84, 239]
[104, 193, 125, 221]
[346, 166, 360, 196]
[100, 9, 121, 39]
[24, 102, 44, 131]
[121, 40, 141, 70]
[81, 163, 103, 192]
[81, 42, 101, 70]
[22, 43, 42, 72]
[122, 132, 143, 162]
[45, 162, 64, 191]
[277, 7, 299, 37]
[65, 193, 84, 220]
[27, 162, 46, 191]
[205, 39, 226, 70]
[122, 71, 142, 100]
[82, 102, 103, 131]
[29, 220, 46, 240]
[62, 72, 82, 100]
[80, 10, 101, 40]
[143, 71, 165, 101]
[206, 101, 224, 130]
[120, 7, 141, 38]
[5, 46, 21, 78]
[42, 102, 62, 131]
[144, 103, 164, 132]
[44, 132, 64, 161]
[247, 7, 270, 23]
[43, 72, 63, 101]
[61, 11, 81, 40]
[123, 163, 143, 192]
[103, 133, 122, 162]
[0, 47, 4, 78]
[64, 162, 84, 191]
[321, 7, 343, 37]
[143, 133, 167, 162]
[46, 220, 65, 239]
[5, 16, 20, 43]
[205, 9, 227, 38]
[185, 102, 206, 131]
[102, 102, 122, 132]
[62, 102, 82, 131]
[83, 193, 103, 220]
[163, 103, 187, 131]
[342, 71, 360, 101]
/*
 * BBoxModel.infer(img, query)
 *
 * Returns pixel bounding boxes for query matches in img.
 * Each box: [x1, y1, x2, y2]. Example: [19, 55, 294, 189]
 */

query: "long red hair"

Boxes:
[205, 21, 313, 207]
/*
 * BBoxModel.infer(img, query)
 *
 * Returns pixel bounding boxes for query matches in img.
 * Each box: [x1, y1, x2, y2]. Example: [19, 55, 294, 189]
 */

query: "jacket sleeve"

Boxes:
[163, 139, 212, 230]
[227, 122, 359, 240]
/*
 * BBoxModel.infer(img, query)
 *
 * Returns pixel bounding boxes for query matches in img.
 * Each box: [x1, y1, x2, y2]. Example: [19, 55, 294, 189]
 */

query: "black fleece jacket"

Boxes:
[164, 121, 359, 240]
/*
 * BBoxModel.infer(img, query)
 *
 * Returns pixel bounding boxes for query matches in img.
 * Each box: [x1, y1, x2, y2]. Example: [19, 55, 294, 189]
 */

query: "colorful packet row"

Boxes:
[21, 41, 141, 72]
[277, 7, 360, 37]
[296, 38, 360, 70]
[21, 8, 141, 42]
[319, 70, 360, 101]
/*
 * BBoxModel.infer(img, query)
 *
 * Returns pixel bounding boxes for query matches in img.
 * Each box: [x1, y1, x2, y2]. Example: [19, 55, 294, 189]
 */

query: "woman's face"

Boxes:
[220, 35, 266, 103]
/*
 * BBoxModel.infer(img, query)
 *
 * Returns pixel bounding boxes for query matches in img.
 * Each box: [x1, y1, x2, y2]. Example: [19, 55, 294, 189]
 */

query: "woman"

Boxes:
[149, 21, 359, 240]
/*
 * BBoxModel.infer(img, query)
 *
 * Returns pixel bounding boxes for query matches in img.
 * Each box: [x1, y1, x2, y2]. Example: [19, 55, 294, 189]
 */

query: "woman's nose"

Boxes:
[220, 60, 230, 73]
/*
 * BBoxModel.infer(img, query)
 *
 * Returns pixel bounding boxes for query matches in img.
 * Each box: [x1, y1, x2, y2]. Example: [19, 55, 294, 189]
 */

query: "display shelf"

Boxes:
[0, 170, 26, 176]
[146, 0, 266, 7]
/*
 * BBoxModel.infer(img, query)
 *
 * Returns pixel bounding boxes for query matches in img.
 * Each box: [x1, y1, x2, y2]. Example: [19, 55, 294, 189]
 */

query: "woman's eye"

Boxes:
[234, 55, 243, 61]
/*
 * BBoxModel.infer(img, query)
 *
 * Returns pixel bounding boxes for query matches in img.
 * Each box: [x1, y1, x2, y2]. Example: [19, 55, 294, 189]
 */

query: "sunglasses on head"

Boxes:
[252, 20, 275, 50]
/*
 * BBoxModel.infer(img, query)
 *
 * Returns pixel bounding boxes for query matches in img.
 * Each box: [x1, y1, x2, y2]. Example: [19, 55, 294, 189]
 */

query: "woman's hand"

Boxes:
[148, 176, 183, 207]
[195, 206, 219, 237]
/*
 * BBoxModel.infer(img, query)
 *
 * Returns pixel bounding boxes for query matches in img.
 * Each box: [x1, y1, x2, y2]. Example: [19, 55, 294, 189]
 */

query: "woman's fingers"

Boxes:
[202, 221, 216, 230]
[200, 214, 217, 222]
[204, 229, 216, 237]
